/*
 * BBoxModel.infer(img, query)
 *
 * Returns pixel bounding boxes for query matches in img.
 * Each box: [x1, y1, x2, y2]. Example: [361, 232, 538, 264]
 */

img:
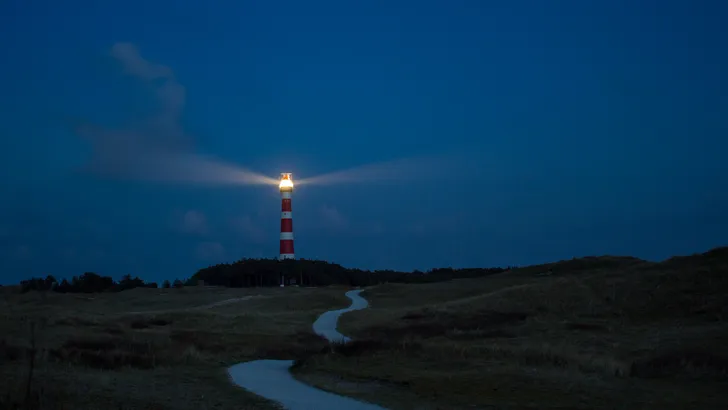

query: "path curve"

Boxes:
[228, 289, 386, 410]
[312, 289, 370, 343]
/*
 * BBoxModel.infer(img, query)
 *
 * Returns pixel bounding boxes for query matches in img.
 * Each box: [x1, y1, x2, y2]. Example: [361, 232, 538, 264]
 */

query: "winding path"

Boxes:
[227, 289, 386, 410]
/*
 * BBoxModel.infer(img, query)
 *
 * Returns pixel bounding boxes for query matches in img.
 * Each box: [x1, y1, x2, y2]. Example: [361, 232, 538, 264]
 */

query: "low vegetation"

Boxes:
[0, 286, 348, 409]
[3, 247, 726, 409]
[292, 248, 728, 409]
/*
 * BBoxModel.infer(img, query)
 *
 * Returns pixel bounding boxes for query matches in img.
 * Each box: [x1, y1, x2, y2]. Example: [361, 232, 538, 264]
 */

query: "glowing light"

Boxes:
[279, 173, 294, 190]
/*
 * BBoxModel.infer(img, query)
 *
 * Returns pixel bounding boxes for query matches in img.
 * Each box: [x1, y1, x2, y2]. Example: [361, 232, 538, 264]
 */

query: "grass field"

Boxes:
[0, 285, 350, 409]
[3, 248, 727, 409]
[292, 249, 728, 409]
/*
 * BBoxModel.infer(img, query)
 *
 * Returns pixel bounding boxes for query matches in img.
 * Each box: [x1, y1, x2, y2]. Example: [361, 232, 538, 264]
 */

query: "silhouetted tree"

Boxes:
[190, 258, 506, 288]
[54, 279, 72, 293]
[18, 259, 508, 292]
[44, 275, 57, 289]
[68, 272, 115, 293]
[114, 274, 146, 292]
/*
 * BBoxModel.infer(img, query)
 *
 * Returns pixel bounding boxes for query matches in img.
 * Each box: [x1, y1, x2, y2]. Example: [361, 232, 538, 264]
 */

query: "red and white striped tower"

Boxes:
[279, 173, 295, 260]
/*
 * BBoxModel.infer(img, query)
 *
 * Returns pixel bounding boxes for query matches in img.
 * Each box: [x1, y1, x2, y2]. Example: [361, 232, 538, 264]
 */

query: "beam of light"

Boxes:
[124, 152, 278, 186]
[296, 155, 466, 187]
[79, 44, 477, 191]
[76, 124, 278, 186]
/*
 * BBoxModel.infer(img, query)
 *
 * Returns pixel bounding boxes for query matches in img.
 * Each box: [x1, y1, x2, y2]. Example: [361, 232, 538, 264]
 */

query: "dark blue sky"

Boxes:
[1, 0, 727, 284]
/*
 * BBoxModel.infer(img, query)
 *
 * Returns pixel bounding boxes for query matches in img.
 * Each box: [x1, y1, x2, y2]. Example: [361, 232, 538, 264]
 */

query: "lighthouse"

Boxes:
[279, 173, 295, 260]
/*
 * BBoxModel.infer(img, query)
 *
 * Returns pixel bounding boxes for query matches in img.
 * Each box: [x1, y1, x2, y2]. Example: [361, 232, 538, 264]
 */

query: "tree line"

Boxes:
[19, 272, 186, 294]
[16, 258, 513, 293]
[190, 258, 511, 288]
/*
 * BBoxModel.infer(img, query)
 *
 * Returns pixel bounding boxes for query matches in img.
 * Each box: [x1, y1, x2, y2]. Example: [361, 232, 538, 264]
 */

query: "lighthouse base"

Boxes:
[279, 254, 295, 260]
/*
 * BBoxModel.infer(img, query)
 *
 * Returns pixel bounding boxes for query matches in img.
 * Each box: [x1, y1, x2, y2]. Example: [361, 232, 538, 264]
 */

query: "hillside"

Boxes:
[3, 247, 726, 409]
[292, 247, 728, 410]
[0, 285, 350, 409]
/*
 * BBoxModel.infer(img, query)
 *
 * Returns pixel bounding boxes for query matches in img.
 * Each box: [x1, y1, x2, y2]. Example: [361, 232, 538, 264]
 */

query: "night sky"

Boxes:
[1, 1, 727, 284]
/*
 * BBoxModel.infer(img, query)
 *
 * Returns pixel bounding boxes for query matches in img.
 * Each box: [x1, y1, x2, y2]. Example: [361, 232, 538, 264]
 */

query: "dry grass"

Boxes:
[293, 248, 728, 409]
[4, 248, 727, 409]
[0, 285, 350, 409]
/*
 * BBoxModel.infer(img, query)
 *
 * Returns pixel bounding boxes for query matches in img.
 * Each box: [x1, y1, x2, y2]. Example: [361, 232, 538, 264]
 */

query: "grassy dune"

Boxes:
[292, 249, 728, 409]
[3, 249, 726, 409]
[0, 286, 350, 409]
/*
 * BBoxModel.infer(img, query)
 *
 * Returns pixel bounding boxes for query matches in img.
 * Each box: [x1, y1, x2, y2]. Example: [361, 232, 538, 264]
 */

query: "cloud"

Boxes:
[12, 245, 32, 260]
[110, 43, 174, 81]
[1, 244, 32, 261]
[75, 42, 275, 187]
[58, 247, 106, 262]
[410, 223, 427, 236]
[408, 215, 469, 237]
[319, 205, 348, 231]
[172, 210, 209, 235]
[230, 215, 267, 244]
[109, 42, 187, 142]
[195, 241, 226, 261]
[59, 247, 78, 261]
[365, 221, 385, 235]
[304, 205, 384, 237]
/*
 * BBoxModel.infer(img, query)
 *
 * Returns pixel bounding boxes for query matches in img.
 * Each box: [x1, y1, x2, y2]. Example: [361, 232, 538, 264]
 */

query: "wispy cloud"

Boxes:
[12, 245, 32, 260]
[0, 244, 32, 261]
[195, 241, 225, 261]
[76, 42, 275, 187]
[302, 205, 386, 237]
[408, 214, 469, 237]
[230, 215, 267, 244]
[58, 247, 106, 262]
[110, 43, 174, 81]
[364, 221, 385, 235]
[171, 210, 209, 235]
[319, 205, 348, 231]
